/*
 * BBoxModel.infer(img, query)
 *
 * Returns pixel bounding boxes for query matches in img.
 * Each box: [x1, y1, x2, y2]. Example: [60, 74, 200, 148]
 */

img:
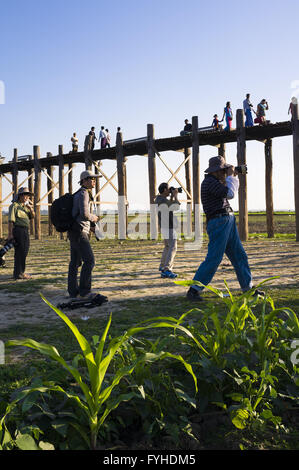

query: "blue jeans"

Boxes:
[192, 214, 252, 292]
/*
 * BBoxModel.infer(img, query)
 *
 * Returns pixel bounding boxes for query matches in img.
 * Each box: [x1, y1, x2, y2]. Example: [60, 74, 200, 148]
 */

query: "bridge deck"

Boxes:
[0, 121, 292, 174]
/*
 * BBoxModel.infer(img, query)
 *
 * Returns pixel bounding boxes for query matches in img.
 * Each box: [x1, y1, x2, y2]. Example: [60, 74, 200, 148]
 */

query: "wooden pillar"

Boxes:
[28, 155, 34, 236]
[84, 135, 93, 171]
[192, 116, 200, 239]
[12, 148, 18, 200]
[58, 145, 64, 198]
[218, 142, 226, 161]
[292, 103, 299, 241]
[184, 147, 192, 237]
[33, 145, 41, 240]
[94, 161, 101, 216]
[58, 145, 65, 239]
[265, 139, 274, 238]
[236, 109, 248, 241]
[116, 132, 128, 239]
[147, 124, 157, 239]
[47, 165, 54, 236]
[68, 163, 73, 194]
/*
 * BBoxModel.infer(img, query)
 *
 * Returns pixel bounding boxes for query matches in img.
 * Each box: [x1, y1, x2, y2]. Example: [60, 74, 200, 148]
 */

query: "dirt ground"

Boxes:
[0, 238, 298, 331]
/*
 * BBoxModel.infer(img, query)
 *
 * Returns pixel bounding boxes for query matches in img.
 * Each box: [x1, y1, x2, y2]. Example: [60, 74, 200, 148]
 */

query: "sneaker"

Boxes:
[253, 288, 265, 298]
[186, 287, 203, 301]
[161, 270, 178, 279]
[243, 287, 265, 298]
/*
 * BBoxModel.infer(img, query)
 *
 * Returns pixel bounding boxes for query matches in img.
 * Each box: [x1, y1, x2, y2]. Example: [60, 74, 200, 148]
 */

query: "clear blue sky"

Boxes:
[0, 0, 298, 211]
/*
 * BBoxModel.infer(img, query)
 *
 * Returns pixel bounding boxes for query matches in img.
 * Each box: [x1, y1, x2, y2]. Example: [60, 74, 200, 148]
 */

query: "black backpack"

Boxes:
[50, 190, 80, 232]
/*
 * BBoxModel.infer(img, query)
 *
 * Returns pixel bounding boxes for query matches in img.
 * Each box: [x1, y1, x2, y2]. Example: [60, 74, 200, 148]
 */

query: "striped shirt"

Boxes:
[201, 174, 239, 220]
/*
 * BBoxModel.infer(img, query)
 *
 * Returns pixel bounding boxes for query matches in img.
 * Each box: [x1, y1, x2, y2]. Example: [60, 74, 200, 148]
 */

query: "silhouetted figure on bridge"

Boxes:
[222, 102, 233, 131]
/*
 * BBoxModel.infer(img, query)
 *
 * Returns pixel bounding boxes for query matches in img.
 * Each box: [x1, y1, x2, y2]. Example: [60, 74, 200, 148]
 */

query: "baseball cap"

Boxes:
[79, 170, 102, 183]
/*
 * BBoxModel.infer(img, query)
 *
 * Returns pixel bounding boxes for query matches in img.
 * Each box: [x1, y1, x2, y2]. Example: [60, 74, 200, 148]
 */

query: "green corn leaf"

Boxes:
[40, 295, 98, 390]
[95, 313, 112, 368]
[6, 338, 94, 412]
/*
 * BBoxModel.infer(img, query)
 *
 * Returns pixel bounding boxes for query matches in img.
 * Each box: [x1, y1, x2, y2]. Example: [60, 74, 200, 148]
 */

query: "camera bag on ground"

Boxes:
[50, 190, 80, 233]
[57, 293, 108, 310]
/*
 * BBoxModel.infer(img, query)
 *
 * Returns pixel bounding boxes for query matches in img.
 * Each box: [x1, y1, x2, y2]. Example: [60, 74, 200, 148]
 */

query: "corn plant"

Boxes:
[174, 278, 299, 429]
[3, 294, 198, 450]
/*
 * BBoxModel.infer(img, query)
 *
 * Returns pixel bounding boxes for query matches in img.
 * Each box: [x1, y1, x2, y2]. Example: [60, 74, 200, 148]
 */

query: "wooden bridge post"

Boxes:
[292, 103, 299, 241]
[28, 155, 35, 236]
[192, 116, 200, 239]
[184, 147, 192, 237]
[218, 143, 226, 161]
[12, 148, 18, 200]
[265, 138, 274, 237]
[94, 161, 101, 215]
[47, 165, 54, 236]
[58, 145, 65, 239]
[68, 163, 73, 195]
[84, 135, 93, 171]
[58, 145, 64, 198]
[33, 145, 41, 240]
[236, 109, 248, 241]
[147, 124, 157, 239]
[116, 131, 128, 239]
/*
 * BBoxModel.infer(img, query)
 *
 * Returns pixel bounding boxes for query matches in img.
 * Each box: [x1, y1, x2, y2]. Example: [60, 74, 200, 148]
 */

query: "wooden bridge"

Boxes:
[0, 108, 298, 241]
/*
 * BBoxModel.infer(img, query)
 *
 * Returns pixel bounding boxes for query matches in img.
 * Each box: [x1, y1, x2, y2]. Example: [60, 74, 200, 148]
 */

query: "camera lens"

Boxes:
[235, 165, 247, 175]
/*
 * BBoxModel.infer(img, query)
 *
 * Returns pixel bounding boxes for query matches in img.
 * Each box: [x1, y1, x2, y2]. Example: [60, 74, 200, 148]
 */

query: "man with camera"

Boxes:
[155, 183, 181, 278]
[187, 156, 264, 301]
[7, 187, 35, 280]
[67, 170, 103, 300]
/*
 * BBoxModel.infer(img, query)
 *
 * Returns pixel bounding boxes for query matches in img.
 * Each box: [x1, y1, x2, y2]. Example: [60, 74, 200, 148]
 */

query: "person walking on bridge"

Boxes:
[255, 99, 269, 125]
[222, 102, 233, 131]
[243, 94, 254, 127]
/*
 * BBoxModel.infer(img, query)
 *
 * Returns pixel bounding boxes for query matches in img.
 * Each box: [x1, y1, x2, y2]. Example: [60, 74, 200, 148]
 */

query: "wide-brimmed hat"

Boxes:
[17, 187, 33, 197]
[204, 156, 233, 173]
[79, 170, 102, 183]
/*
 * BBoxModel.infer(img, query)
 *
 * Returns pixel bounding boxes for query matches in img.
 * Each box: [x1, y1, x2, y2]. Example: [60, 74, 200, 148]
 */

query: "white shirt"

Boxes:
[226, 175, 239, 199]
[99, 129, 107, 139]
[243, 98, 252, 112]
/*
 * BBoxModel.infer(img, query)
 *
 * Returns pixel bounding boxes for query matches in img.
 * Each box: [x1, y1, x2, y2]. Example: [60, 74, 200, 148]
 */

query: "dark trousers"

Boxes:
[13, 225, 30, 279]
[68, 230, 95, 297]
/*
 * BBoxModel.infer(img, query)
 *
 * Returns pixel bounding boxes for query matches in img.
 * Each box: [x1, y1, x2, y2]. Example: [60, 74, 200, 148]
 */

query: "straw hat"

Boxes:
[17, 187, 33, 197]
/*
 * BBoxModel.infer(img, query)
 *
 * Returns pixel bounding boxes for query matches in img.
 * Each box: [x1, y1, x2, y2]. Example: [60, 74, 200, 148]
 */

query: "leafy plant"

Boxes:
[2, 295, 198, 450]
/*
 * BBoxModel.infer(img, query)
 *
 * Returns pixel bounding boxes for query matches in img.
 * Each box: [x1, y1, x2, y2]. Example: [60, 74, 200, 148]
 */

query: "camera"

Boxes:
[169, 186, 183, 193]
[0, 238, 16, 266]
[235, 164, 247, 175]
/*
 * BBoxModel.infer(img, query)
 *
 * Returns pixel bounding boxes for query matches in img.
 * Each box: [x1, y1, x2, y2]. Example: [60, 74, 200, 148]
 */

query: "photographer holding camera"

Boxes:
[155, 183, 181, 278]
[67, 170, 103, 300]
[186, 156, 264, 301]
[8, 187, 35, 280]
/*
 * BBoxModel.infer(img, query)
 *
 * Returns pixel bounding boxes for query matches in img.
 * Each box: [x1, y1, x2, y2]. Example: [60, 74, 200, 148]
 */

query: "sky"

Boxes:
[0, 0, 298, 212]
